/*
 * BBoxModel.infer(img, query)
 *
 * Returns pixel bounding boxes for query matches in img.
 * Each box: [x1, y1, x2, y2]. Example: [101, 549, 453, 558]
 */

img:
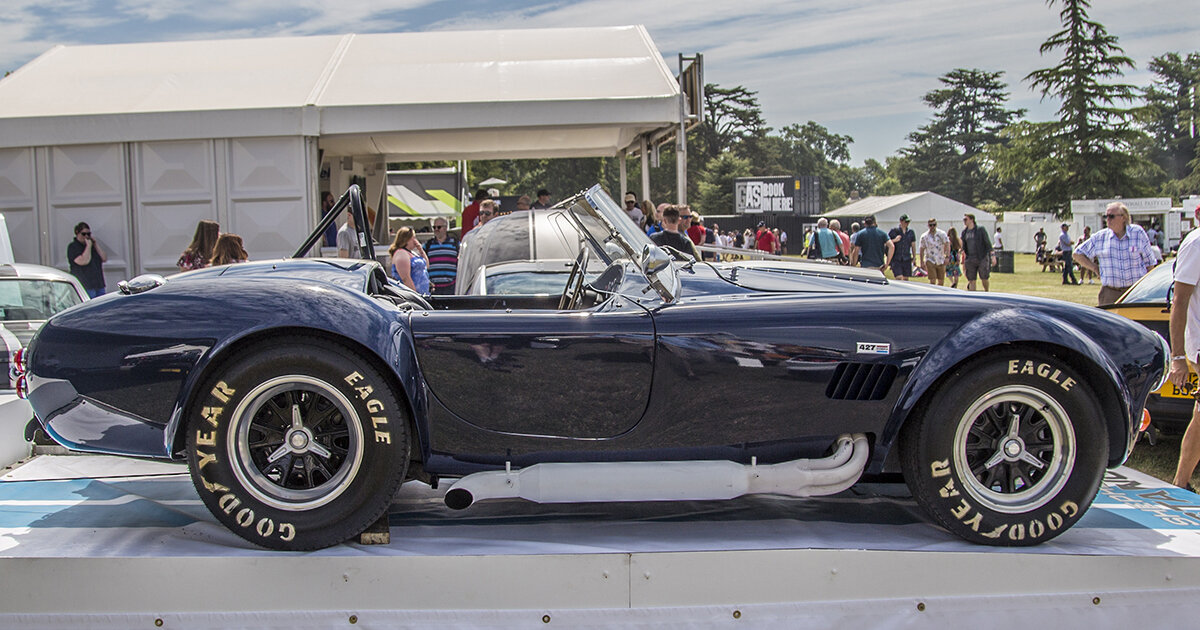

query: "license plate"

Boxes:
[1160, 372, 1199, 399]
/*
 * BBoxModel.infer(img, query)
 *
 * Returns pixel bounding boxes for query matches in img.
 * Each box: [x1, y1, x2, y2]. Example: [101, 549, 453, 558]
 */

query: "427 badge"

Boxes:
[856, 342, 890, 355]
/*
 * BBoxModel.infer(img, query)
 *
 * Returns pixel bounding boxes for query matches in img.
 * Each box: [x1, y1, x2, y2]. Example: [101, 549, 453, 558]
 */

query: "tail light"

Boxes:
[12, 348, 27, 399]
[12, 348, 25, 375]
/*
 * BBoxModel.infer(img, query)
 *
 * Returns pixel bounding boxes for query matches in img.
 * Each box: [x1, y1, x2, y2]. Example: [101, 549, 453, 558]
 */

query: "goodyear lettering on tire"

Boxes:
[194, 380, 297, 544]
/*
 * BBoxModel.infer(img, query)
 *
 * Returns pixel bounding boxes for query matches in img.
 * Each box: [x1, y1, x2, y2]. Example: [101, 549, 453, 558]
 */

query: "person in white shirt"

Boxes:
[918, 219, 950, 285]
[622, 192, 644, 225]
[1169, 204, 1200, 490]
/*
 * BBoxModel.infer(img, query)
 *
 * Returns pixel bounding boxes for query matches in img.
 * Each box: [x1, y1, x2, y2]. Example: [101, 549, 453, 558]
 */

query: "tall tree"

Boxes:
[771, 122, 855, 210]
[1008, 0, 1154, 215]
[1140, 52, 1200, 186]
[694, 152, 753, 215]
[693, 84, 769, 184]
[900, 69, 1025, 206]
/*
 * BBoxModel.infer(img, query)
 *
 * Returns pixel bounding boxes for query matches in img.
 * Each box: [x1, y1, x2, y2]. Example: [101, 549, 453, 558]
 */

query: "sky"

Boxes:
[2, 0, 1199, 165]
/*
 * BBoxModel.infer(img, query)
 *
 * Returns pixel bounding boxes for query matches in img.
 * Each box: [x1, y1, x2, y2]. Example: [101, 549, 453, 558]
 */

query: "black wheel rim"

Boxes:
[229, 375, 363, 510]
[952, 385, 1075, 513]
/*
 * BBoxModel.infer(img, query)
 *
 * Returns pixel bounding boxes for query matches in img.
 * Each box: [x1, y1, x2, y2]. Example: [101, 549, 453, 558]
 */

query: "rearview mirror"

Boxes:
[641, 244, 672, 276]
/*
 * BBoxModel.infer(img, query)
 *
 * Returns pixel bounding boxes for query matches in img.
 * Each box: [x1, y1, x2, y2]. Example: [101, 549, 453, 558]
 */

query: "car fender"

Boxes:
[160, 276, 425, 459]
[871, 306, 1129, 473]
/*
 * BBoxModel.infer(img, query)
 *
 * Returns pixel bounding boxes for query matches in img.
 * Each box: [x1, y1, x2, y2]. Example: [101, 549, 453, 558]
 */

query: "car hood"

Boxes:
[674, 260, 942, 297]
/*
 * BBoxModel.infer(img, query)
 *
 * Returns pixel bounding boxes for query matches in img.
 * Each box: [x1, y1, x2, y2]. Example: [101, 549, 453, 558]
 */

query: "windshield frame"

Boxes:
[560, 185, 678, 302]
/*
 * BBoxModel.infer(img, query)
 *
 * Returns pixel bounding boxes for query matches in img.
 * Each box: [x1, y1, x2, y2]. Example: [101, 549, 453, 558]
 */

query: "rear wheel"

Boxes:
[900, 352, 1106, 545]
[186, 338, 409, 550]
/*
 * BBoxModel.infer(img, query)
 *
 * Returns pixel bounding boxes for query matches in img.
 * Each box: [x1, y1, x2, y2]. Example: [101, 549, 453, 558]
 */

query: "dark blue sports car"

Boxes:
[18, 185, 1168, 550]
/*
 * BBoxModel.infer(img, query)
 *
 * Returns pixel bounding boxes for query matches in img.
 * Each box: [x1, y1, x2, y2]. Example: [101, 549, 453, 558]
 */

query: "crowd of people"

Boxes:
[780, 213, 990, 290]
[635, 195, 789, 260]
[66, 186, 1174, 310]
[66, 217, 250, 296]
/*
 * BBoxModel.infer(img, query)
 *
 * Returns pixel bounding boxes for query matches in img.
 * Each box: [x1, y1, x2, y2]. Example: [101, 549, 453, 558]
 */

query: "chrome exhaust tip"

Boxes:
[444, 487, 473, 510]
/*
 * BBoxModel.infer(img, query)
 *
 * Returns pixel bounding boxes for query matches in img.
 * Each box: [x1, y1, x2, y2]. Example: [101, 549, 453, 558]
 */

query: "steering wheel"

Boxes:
[558, 247, 590, 310]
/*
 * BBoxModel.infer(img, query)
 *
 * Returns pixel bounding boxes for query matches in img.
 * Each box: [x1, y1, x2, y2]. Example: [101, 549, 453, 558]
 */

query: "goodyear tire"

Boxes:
[899, 352, 1106, 546]
[186, 339, 409, 550]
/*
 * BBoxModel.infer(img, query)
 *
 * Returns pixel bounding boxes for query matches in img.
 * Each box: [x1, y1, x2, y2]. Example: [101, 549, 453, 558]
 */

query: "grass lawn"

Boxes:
[897, 252, 1185, 486]
[945, 251, 1101, 305]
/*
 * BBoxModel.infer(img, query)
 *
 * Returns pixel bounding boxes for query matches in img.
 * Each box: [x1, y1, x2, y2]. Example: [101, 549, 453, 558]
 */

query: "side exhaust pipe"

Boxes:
[444, 433, 868, 510]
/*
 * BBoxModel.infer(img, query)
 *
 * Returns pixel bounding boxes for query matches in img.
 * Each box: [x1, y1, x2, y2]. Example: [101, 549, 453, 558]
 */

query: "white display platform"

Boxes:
[3, 455, 1200, 628]
[0, 394, 31, 468]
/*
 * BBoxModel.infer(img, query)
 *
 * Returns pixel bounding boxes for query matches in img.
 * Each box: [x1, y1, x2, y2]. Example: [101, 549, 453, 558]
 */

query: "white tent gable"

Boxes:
[824, 192, 994, 231]
[0, 26, 680, 159]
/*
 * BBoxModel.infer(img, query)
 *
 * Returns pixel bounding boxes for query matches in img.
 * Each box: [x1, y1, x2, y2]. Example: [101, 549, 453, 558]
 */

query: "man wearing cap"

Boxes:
[918, 218, 949, 285]
[532, 189, 552, 209]
[754, 221, 776, 254]
[623, 192, 644, 225]
[888, 214, 917, 281]
[851, 216, 893, 271]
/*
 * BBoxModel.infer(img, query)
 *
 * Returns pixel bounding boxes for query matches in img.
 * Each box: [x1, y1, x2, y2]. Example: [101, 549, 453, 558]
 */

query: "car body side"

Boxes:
[25, 256, 1163, 477]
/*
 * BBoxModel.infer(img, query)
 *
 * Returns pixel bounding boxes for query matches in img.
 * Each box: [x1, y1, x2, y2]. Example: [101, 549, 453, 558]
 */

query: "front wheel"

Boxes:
[900, 352, 1107, 546]
[186, 339, 409, 550]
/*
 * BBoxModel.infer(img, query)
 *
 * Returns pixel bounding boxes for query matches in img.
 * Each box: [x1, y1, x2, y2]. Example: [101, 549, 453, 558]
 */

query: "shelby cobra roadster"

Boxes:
[18, 186, 1167, 550]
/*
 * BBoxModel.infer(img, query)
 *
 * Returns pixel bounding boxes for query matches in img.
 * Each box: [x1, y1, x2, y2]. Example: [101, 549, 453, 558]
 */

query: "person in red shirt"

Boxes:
[460, 189, 490, 239]
[755, 222, 777, 254]
[683, 206, 705, 247]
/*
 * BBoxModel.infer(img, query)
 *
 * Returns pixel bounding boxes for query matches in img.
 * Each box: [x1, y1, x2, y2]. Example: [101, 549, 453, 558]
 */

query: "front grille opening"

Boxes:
[826, 362, 898, 400]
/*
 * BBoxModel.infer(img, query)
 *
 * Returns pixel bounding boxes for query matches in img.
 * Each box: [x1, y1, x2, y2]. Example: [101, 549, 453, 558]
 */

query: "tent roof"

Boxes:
[0, 26, 681, 159]
[823, 191, 988, 220]
[823, 192, 931, 218]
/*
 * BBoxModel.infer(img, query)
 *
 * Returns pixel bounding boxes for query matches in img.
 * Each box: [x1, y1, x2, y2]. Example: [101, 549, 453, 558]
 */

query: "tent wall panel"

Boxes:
[132, 140, 219, 277]
[0, 148, 40, 265]
[46, 143, 130, 290]
[224, 137, 311, 262]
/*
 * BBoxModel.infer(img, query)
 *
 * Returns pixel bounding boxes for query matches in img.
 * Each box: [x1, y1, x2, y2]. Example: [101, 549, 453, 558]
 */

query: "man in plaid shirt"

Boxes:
[1073, 202, 1157, 305]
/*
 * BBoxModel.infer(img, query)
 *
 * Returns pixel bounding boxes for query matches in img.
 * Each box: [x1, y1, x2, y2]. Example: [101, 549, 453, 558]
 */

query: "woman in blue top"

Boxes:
[388, 227, 430, 294]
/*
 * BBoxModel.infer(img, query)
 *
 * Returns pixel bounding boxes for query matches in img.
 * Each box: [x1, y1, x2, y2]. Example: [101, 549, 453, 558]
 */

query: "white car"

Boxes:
[0, 263, 87, 390]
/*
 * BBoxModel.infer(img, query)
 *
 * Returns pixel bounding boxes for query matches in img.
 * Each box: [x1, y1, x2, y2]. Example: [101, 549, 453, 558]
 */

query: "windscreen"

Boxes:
[0, 279, 83, 321]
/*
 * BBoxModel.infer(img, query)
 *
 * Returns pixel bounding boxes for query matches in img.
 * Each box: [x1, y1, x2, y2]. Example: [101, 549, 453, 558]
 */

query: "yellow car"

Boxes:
[1103, 262, 1195, 431]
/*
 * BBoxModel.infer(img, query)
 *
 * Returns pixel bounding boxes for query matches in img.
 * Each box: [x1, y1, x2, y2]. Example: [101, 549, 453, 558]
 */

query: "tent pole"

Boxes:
[619, 149, 627, 201]
[676, 54, 688, 205]
[640, 137, 650, 205]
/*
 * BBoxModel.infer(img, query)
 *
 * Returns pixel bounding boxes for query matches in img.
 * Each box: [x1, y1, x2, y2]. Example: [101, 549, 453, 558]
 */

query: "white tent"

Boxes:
[0, 27, 683, 284]
[0, 27, 679, 159]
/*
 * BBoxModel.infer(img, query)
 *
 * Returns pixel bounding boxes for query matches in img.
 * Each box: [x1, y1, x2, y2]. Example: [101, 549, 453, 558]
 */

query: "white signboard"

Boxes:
[735, 177, 795, 214]
[1069, 198, 1173, 215]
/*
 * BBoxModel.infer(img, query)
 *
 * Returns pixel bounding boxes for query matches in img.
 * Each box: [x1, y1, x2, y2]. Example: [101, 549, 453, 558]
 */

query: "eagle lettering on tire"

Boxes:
[187, 338, 409, 550]
[900, 353, 1106, 545]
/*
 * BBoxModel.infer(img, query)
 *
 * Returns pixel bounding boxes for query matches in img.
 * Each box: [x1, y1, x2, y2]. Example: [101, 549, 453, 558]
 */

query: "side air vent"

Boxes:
[826, 362, 898, 400]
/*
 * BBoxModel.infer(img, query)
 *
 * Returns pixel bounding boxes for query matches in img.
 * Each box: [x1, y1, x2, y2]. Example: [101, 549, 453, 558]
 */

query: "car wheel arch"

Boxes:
[167, 326, 423, 462]
[872, 310, 1130, 475]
